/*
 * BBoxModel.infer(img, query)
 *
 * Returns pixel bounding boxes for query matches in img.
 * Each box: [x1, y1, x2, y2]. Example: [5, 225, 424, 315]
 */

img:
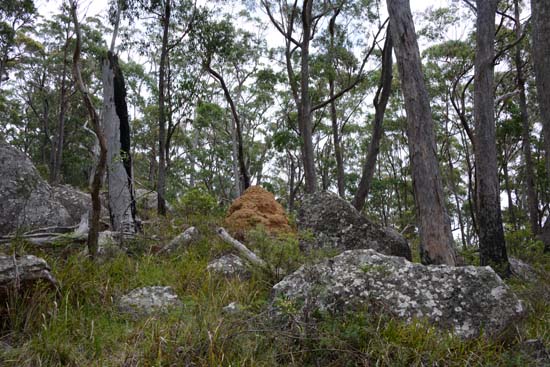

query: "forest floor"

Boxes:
[1, 208, 549, 366]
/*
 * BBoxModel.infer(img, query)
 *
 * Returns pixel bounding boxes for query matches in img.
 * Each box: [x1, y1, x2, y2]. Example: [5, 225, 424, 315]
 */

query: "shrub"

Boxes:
[176, 188, 218, 217]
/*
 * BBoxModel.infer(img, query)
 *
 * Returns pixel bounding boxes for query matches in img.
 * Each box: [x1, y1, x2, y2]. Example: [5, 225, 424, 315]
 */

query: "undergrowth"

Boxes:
[1, 212, 549, 366]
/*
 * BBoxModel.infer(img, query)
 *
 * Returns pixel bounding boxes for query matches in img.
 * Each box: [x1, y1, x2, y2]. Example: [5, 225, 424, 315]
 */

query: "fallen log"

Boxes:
[216, 227, 267, 268]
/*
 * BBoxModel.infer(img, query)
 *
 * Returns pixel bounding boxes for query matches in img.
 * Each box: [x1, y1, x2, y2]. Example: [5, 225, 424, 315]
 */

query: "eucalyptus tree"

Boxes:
[262, 0, 379, 194]
[0, 0, 37, 87]
[473, 0, 510, 276]
[353, 29, 393, 211]
[531, 0, 550, 252]
[387, 0, 456, 265]
[121, 0, 196, 215]
[192, 17, 253, 195]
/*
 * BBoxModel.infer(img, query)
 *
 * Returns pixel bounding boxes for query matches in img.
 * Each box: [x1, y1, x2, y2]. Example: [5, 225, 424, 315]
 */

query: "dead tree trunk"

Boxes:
[474, 0, 510, 276]
[387, 0, 456, 266]
[102, 51, 137, 233]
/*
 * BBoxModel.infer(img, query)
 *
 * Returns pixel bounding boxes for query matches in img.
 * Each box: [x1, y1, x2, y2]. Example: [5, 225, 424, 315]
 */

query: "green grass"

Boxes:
[1, 215, 549, 366]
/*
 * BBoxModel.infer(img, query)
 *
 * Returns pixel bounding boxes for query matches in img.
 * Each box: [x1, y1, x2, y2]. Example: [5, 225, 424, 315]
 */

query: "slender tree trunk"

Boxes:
[70, 0, 107, 259]
[148, 143, 157, 186]
[50, 40, 69, 184]
[288, 153, 296, 213]
[103, 51, 137, 233]
[502, 156, 517, 229]
[230, 114, 241, 196]
[474, 0, 510, 276]
[445, 118, 467, 248]
[531, 0, 550, 252]
[514, 0, 539, 235]
[157, 1, 170, 216]
[353, 30, 393, 211]
[206, 65, 250, 193]
[387, 0, 456, 266]
[300, 0, 317, 194]
[328, 8, 345, 198]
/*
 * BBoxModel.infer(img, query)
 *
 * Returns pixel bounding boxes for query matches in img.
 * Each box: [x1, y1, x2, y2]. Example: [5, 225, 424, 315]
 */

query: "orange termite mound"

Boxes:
[225, 186, 292, 237]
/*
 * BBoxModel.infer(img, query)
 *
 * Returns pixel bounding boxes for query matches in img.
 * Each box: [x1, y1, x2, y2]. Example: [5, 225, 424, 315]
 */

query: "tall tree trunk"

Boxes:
[387, 0, 456, 266]
[206, 65, 250, 193]
[300, 0, 317, 194]
[157, 1, 170, 216]
[70, 0, 107, 259]
[328, 8, 345, 198]
[514, 0, 539, 235]
[50, 39, 70, 184]
[103, 51, 137, 233]
[445, 117, 467, 248]
[474, 0, 510, 276]
[531, 0, 550, 252]
[353, 30, 393, 211]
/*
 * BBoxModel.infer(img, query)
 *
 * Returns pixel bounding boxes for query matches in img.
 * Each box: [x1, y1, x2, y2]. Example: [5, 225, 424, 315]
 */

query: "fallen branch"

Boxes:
[216, 227, 267, 268]
[0, 215, 89, 245]
[158, 227, 199, 254]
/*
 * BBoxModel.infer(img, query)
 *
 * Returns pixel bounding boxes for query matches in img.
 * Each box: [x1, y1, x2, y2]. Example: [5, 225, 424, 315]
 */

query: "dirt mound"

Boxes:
[225, 186, 291, 236]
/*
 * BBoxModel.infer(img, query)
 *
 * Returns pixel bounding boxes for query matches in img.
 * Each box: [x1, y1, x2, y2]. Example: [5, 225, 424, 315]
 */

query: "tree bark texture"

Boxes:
[353, 29, 393, 212]
[157, 1, 170, 216]
[102, 51, 137, 233]
[474, 0, 510, 276]
[300, 0, 317, 194]
[531, 0, 550, 252]
[387, 0, 456, 266]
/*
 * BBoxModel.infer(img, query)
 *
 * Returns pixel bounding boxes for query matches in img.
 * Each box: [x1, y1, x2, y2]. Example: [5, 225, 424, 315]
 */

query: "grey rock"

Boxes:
[271, 249, 525, 338]
[81, 231, 126, 261]
[298, 191, 411, 260]
[0, 255, 58, 297]
[509, 257, 537, 282]
[0, 141, 71, 236]
[51, 184, 92, 223]
[207, 254, 250, 278]
[135, 188, 173, 213]
[118, 286, 182, 317]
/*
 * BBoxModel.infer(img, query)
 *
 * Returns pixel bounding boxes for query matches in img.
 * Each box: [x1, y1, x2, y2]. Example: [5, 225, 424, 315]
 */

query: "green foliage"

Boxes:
[176, 187, 218, 217]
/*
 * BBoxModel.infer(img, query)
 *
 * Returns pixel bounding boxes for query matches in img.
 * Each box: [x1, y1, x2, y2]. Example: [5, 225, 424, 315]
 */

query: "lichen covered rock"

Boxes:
[225, 186, 291, 236]
[298, 191, 411, 260]
[272, 249, 525, 338]
[51, 184, 93, 223]
[0, 141, 71, 236]
[509, 257, 537, 282]
[118, 286, 182, 317]
[0, 255, 58, 297]
[207, 254, 250, 278]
